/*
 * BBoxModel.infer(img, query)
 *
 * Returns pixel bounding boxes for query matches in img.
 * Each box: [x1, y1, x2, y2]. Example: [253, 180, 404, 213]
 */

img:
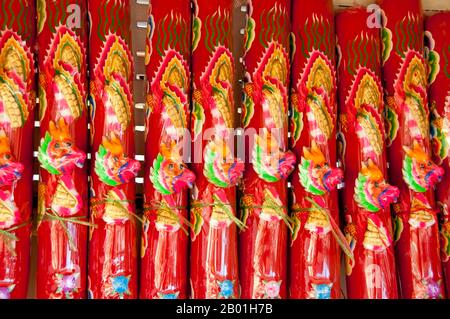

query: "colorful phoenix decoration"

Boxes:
[36, 0, 89, 299]
[426, 11, 450, 295]
[336, 7, 399, 299]
[190, 0, 243, 299]
[289, 0, 349, 299]
[140, 0, 194, 299]
[88, 0, 140, 299]
[239, 0, 295, 299]
[379, 0, 445, 299]
[0, 0, 35, 299]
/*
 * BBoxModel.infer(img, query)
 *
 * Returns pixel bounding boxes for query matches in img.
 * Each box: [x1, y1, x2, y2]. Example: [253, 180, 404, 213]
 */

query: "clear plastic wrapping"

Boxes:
[88, 0, 140, 299]
[0, 0, 35, 299]
[36, 0, 89, 299]
[380, 0, 445, 298]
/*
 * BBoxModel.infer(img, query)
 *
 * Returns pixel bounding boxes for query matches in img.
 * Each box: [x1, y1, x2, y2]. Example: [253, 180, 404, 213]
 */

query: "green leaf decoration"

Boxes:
[252, 140, 279, 183]
[291, 108, 303, 146]
[427, 50, 440, 85]
[291, 214, 301, 242]
[354, 173, 380, 212]
[150, 153, 171, 195]
[242, 91, 254, 128]
[381, 27, 393, 65]
[402, 155, 426, 193]
[192, 17, 202, 52]
[393, 214, 403, 242]
[191, 206, 204, 238]
[239, 195, 252, 230]
[289, 32, 296, 62]
[244, 17, 255, 53]
[95, 145, 120, 187]
[203, 142, 229, 188]
[441, 228, 450, 258]
[384, 105, 399, 146]
[192, 100, 205, 141]
[38, 85, 47, 121]
[36, 0, 46, 35]
[299, 158, 325, 196]
[37, 132, 61, 175]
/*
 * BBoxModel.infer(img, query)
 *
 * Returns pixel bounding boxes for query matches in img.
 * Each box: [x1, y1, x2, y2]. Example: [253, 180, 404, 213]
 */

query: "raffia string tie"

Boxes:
[90, 198, 144, 224]
[144, 201, 192, 235]
[240, 203, 293, 233]
[43, 208, 96, 251]
[0, 221, 31, 256]
[191, 201, 245, 230]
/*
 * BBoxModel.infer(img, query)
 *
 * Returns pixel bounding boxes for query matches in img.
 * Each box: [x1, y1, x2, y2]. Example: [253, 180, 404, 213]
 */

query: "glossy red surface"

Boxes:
[36, 0, 89, 299]
[88, 0, 139, 299]
[336, 7, 398, 299]
[239, 0, 292, 299]
[0, 0, 35, 299]
[379, 0, 445, 299]
[189, 0, 240, 299]
[426, 11, 450, 296]
[289, 0, 342, 299]
[140, 0, 191, 299]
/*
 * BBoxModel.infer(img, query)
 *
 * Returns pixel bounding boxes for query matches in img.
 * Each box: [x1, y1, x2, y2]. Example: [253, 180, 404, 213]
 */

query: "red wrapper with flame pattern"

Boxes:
[140, 0, 192, 299]
[426, 12, 450, 295]
[379, 0, 445, 299]
[336, 7, 398, 299]
[289, 0, 345, 299]
[36, 0, 89, 299]
[88, 0, 140, 299]
[190, 0, 242, 299]
[0, 0, 35, 299]
[240, 0, 294, 299]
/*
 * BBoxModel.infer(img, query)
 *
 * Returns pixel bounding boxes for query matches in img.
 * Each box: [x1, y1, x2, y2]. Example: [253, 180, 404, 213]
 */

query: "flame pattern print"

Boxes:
[336, 7, 399, 299]
[426, 12, 450, 296]
[140, 1, 193, 300]
[380, 0, 445, 299]
[0, 0, 35, 299]
[36, 1, 89, 299]
[240, 0, 295, 299]
[189, 0, 242, 299]
[289, 0, 348, 300]
[88, 0, 140, 299]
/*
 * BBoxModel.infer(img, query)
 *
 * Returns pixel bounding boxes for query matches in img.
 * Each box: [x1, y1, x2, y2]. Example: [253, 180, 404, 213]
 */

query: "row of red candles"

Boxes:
[0, 0, 449, 299]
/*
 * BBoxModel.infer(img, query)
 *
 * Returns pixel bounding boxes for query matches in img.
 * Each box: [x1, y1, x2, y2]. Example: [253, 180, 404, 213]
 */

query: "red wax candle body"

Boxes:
[36, 0, 89, 299]
[379, 0, 445, 299]
[289, 0, 343, 299]
[426, 12, 450, 296]
[88, 0, 140, 299]
[0, 0, 36, 299]
[140, 0, 193, 299]
[336, 7, 399, 299]
[240, 0, 295, 299]
[189, 0, 242, 299]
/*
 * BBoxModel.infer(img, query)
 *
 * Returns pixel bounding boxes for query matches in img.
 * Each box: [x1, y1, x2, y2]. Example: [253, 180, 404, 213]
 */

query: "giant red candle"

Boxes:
[336, 7, 399, 299]
[189, 0, 243, 299]
[88, 0, 140, 299]
[379, 0, 445, 299]
[36, 0, 89, 299]
[425, 11, 450, 296]
[289, 0, 346, 299]
[0, 0, 35, 299]
[140, 0, 193, 299]
[240, 0, 295, 299]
